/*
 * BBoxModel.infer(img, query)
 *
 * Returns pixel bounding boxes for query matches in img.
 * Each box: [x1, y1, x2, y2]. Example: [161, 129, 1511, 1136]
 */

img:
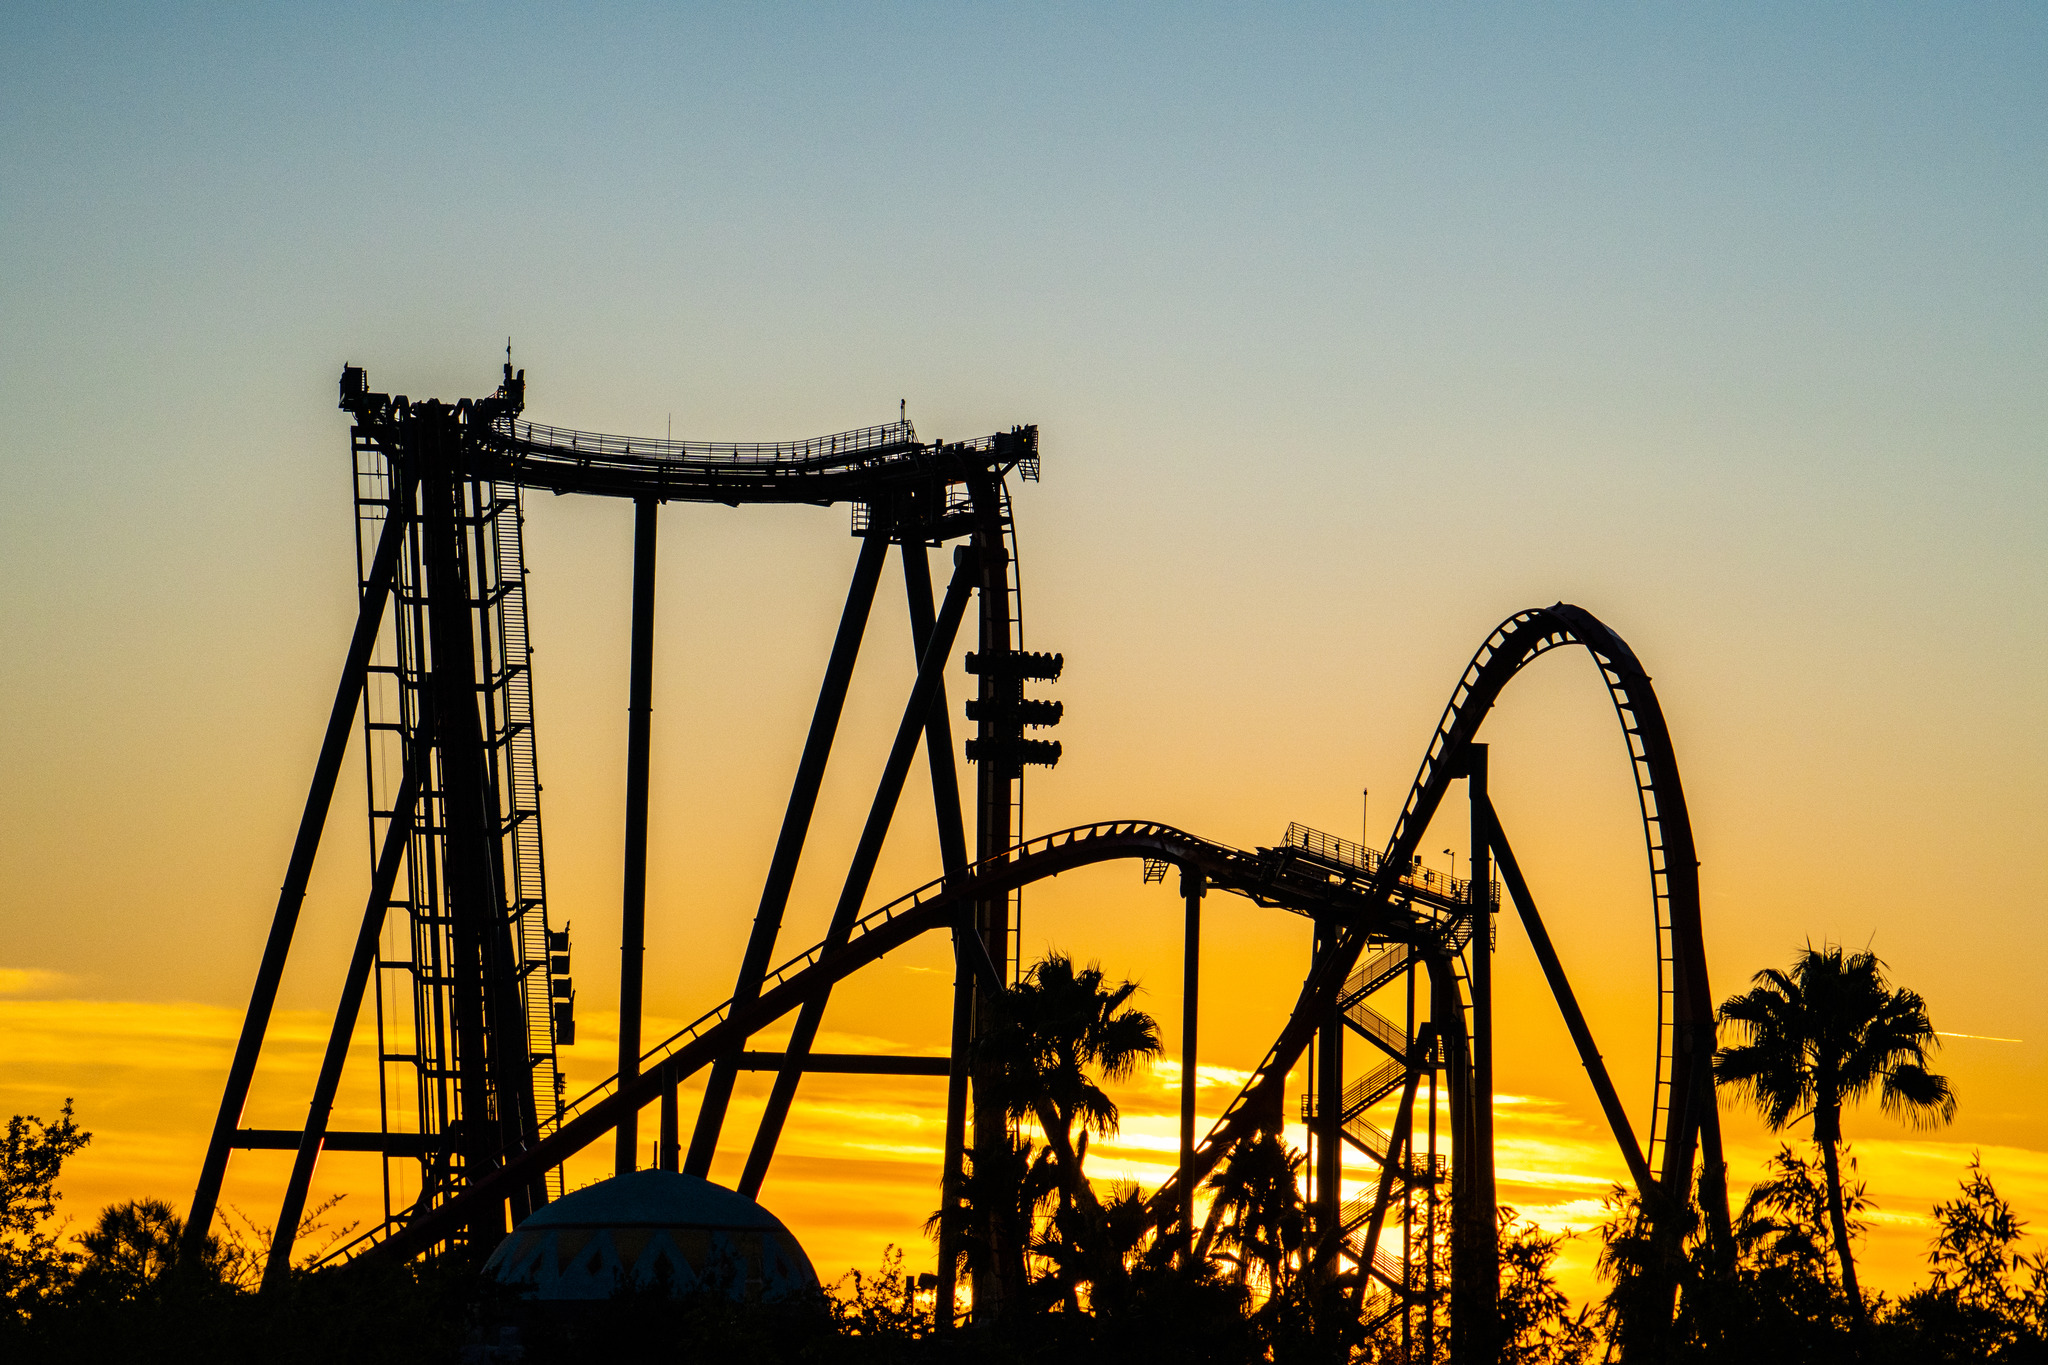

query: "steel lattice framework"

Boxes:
[187, 359, 1730, 1361]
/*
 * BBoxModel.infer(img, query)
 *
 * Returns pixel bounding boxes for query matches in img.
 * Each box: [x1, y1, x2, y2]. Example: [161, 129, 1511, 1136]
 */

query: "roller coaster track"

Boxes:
[1146, 604, 1730, 1247]
[536, 824, 1466, 1145]
[340, 604, 1731, 1280]
[336, 819, 1468, 1266]
[476, 414, 1038, 506]
[216, 364, 1728, 1354]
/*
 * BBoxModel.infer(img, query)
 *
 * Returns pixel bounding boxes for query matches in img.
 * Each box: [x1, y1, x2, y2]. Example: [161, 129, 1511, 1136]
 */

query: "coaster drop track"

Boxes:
[185, 358, 1730, 1360]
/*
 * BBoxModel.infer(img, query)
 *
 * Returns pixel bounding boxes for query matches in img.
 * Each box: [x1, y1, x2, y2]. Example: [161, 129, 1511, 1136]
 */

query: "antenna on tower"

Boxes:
[499, 339, 525, 412]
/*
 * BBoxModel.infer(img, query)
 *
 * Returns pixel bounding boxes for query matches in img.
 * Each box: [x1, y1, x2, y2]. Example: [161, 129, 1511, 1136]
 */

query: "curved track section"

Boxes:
[337, 601, 1726, 1273]
[478, 413, 1039, 504]
[345, 821, 1435, 1266]
[1149, 604, 1727, 1232]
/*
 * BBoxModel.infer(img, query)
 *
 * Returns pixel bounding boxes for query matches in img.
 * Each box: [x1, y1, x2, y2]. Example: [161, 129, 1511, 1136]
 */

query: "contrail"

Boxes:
[1935, 1031, 2023, 1043]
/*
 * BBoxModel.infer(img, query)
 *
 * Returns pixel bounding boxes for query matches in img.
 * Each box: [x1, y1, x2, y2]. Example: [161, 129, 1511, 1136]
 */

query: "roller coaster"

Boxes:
[186, 357, 1731, 1360]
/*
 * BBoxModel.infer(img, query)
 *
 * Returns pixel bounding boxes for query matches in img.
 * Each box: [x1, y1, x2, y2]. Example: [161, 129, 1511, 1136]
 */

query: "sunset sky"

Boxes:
[3, 3, 2044, 1304]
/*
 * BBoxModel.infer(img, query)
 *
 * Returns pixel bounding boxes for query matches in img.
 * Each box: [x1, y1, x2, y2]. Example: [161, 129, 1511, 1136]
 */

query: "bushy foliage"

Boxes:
[0, 1098, 90, 1326]
[1497, 1208, 1597, 1365]
[1880, 1153, 2048, 1362]
[1202, 1126, 1311, 1300]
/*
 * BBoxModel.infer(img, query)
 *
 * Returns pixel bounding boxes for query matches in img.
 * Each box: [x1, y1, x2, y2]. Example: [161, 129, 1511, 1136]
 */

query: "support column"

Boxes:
[1450, 743, 1498, 1362]
[419, 418, 520, 1242]
[617, 497, 658, 1175]
[938, 926, 973, 1329]
[965, 488, 1016, 1320]
[658, 1080, 680, 1173]
[906, 538, 972, 1329]
[1403, 964, 1418, 1357]
[1179, 866, 1204, 1255]
[1469, 745, 1497, 1341]
[1314, 922, 1343, 1255]
[1425, 1007, 1440, 1365]
[1439, 945, 1481, 1363]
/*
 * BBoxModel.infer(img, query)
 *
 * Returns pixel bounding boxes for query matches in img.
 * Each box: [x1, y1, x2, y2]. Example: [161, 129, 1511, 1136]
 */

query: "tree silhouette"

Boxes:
[1, 1100, 89, 1326]
[1496, 1207, 1598, 1365]
[1715, 943, 1955, 1327]
[926, 1132, 1053, 1316]
[1196, 1126, 1307, 1298]
[69, 1198, 244, 1305]
[981, 952, 1161, 1300]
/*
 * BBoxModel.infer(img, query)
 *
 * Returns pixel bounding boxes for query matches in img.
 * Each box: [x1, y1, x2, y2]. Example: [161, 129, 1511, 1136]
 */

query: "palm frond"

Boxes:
[1880, 1062, 1957, 1128]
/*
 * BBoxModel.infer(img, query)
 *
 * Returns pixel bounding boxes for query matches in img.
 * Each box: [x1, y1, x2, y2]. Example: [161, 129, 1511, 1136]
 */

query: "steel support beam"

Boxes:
[1425, 1020, 1440, 1364]
[1314, 921, 1344, 1257]
[902, 539, 974, 1328]
[234, 1130, 439, 1156]
[1483, 800, 1655, 1200]
[909, 540, 978, 1326]
[184, 508, 405, 1261]
[964, 482, 1018, 1322]
[1438, 940, 1485, 1363]
[420, 426, 528, 1239]
[617, 496, 658, 1174]
[1357, 1028, 1433, 1290]
[937, 924, 974, 1330]
[369, 883, 1009, 1267]
[658, 1082, 680, 1173]
[738, 552, 977, 1195]
[1466, 743, 1498, 1356]
[901, 540, 969, 874]
[686, 528, 889, 1175]
[1180, 867, 1204, 1255]
[263, 772, 419, 1288]
[733, 1052, 951, 1076]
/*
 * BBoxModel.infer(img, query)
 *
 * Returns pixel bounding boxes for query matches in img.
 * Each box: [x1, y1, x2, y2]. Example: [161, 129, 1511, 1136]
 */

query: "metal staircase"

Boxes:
[1281, 824, 1491, 1354]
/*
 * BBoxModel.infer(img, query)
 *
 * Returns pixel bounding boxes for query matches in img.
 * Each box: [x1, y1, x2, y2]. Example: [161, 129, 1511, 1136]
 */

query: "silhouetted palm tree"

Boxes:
[983, 952, 1161, 1297]
[926, 1133, 1054, 1317]
[1195, 1126, 1307, 1298]
[1714, 943, 1955, 1326]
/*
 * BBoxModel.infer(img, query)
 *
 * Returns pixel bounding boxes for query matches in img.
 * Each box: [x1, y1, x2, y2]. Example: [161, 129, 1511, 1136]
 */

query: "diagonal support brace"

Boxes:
[186, 507, 405, 1260]
[1483, 797, 1656, 1202]
[738, 549, 978, 1194]
[686, 528, 890, 1175]
[262, 770, 419, 1288]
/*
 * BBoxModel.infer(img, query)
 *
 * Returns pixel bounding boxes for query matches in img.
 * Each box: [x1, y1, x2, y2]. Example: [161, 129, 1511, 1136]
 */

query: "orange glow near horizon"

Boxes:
[10, 937, 2046, 1308]
[5, 512, 2044, 1310]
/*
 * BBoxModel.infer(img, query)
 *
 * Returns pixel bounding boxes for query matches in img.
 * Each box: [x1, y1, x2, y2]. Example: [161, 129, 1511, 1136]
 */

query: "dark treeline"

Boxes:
[3, 946, 2044, 1362]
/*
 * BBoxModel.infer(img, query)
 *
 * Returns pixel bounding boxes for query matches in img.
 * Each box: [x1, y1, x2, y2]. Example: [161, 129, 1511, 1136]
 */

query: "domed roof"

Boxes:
[483, 1169, 818, 1303]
